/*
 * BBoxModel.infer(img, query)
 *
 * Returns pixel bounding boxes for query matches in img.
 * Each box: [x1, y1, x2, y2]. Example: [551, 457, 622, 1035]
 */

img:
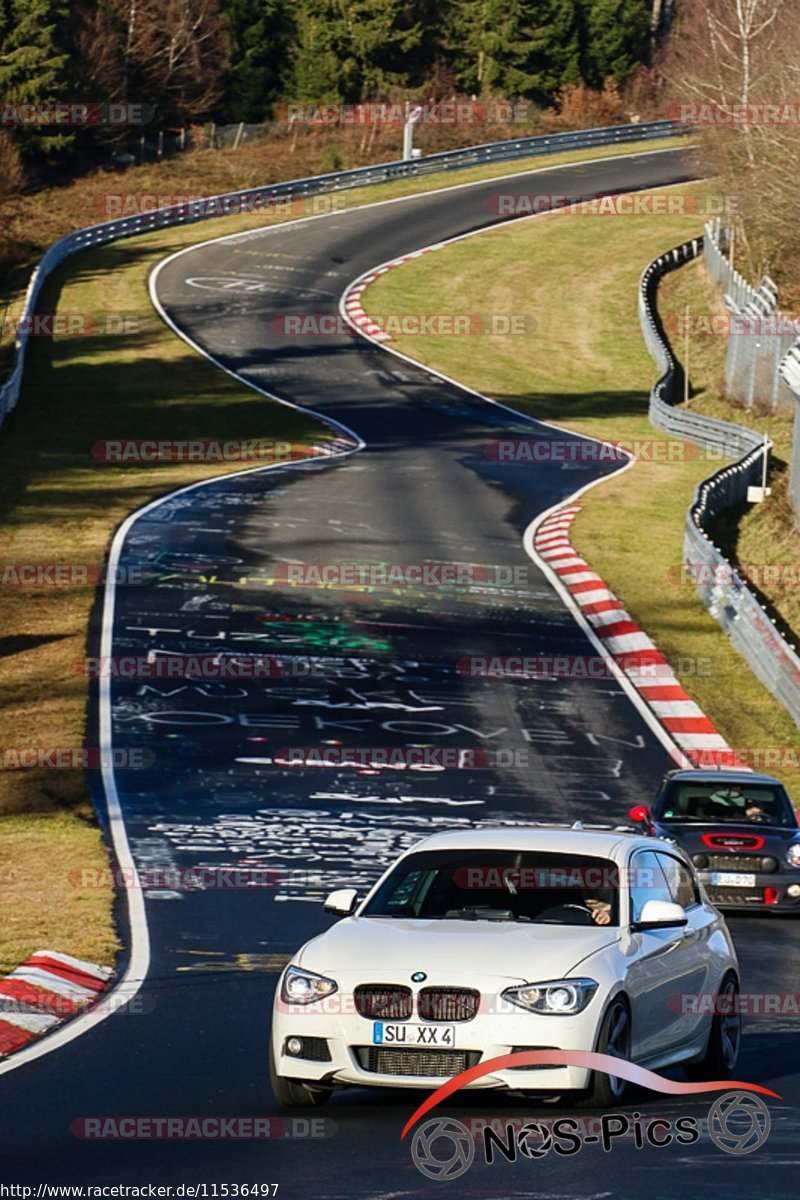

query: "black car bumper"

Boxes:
[700, 871, 800, 910]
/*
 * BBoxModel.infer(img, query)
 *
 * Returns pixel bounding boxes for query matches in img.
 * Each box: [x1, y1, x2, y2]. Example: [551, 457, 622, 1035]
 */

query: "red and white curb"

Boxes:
[0, 951, 112, 1057]
[534, 506, 745, 769]
[309, 435, 357, 456]
[342, 248, 438, 343]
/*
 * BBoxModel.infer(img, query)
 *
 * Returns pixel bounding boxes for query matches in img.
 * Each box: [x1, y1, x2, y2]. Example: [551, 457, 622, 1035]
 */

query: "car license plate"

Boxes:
[712, 872, 757, 887]
[372, 1022, 455, 1047]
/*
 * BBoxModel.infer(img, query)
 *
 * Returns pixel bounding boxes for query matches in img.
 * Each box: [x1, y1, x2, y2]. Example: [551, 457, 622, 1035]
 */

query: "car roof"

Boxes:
[403, 825, 653, 860]
[662, 769, 786, 788]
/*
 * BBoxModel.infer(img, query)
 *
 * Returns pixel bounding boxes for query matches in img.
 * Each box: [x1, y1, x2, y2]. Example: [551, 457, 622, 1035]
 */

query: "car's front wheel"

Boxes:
[581, 996, 631, 1108]
[269, 1043, 333, 1108]
[685, 972, 741, 1081]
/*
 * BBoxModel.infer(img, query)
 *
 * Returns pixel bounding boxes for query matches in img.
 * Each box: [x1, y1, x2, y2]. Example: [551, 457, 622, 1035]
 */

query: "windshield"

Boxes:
[361, 849, 620, 926]
[656, 781, 795, 827]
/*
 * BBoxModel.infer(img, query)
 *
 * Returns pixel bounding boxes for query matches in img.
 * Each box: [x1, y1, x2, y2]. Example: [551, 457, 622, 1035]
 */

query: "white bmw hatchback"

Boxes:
[270, 827, 741, 1107]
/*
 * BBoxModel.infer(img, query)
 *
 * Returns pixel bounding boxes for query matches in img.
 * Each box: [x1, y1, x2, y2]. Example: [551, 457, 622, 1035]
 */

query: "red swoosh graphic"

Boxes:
[400, 1049, 781, 1139]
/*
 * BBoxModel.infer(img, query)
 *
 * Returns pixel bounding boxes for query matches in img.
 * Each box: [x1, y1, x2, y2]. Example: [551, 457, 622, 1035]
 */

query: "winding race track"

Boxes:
[3, 147, 799, 1195]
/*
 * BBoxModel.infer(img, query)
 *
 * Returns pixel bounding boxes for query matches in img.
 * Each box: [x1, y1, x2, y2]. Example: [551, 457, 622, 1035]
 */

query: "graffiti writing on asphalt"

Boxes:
[147, 808, 609, 903]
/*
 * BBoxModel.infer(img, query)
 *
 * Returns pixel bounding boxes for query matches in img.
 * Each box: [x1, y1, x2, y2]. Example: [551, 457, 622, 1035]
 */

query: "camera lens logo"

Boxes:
[707, 1091, 771, 1155]
[411, 1117, 475, 1180]
[517, 1120, 554, 1158]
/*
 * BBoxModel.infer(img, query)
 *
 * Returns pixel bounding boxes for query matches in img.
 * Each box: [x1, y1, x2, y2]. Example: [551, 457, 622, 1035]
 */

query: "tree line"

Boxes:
[0, 0, 670, 169]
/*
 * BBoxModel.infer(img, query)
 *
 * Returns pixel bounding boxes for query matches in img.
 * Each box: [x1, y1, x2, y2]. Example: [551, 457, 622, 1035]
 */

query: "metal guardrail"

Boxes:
[639, 238, 800, 728]
[0, 118, 685, 429]
[702, 216, 777, 313]
[779, 347, 800, 521]
[703, 217, 796, 413]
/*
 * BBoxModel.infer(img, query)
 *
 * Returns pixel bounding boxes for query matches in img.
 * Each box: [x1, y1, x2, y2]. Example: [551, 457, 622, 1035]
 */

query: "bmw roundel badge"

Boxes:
[411, 971, 427, 983]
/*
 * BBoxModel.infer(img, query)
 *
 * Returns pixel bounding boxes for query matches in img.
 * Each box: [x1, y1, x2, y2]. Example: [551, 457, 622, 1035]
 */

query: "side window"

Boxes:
[629, 851, 673, 923]
[657, 853, 698, 909]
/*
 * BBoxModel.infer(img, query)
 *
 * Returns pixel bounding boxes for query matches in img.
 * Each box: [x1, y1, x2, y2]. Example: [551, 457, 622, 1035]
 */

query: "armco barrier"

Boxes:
[779, 346, 800, 523]
[702, 215, 776, 314]
[703, 217, 795, 414]
[639, 238, 800, 728]
[0, 119, 685, 428]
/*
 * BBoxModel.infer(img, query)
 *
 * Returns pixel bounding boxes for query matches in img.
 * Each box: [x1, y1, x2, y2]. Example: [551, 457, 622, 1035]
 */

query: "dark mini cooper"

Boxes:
[629, 769, 800, 912]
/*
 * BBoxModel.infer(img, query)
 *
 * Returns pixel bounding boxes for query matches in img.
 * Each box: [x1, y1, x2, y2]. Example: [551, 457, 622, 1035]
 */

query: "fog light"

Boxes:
[764, 887, 780, 905]
[787, 884, 800, 898]
[286, 1037, 303, 1056]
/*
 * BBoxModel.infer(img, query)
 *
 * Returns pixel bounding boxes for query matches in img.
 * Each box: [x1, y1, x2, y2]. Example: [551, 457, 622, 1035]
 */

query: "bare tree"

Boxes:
[73, 0, 228, 126]
[665, 0, 800, 286]
[650, 0, 664, 60]
[130, 0, 229, 123]
[0, 129, 25, 203]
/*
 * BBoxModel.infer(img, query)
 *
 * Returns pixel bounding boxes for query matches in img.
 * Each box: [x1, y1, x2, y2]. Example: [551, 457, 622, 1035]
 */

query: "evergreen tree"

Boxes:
[581, 0, 649, 87]
[0, 0, 11, 46]
[222, 0, 293, 121]
[289, 2, 349, 102]
[442, 0, 503, 93]
[0, 0, 71, 153]
[443, 0, 581, 102]
[521, 0, 582, 99]
[288, 0, 425, 103]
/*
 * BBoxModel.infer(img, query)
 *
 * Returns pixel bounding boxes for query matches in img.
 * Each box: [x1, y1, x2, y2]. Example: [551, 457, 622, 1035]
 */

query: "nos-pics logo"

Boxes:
[402, 1051, 778, 1181]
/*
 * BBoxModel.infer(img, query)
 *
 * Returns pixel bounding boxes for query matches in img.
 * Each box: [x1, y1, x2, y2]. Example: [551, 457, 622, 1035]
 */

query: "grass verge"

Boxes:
[362, 180, 800, 795]
[0, 135, 692, 977]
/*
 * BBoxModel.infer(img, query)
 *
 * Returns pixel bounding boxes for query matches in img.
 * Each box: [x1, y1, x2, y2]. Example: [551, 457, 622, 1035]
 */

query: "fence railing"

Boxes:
[779, 347, 800, 522]
[703, 217, 797, 414]
[0, 118, 685, 430]
[640, 238, 800, 729]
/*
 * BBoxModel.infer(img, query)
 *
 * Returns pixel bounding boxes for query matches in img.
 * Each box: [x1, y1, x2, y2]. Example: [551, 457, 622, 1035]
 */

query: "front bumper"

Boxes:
[700, 871, 800, 910]
[271, 999, 602, 1093]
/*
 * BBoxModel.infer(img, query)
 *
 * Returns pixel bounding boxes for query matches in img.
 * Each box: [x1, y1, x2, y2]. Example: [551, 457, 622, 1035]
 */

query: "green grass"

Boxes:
[362, 180, 800, 795]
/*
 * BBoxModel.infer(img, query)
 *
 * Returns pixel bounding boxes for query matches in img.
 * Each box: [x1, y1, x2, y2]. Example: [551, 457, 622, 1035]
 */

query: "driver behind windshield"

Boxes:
[362, 850, 621, 925]
[707, 784, 767, 821]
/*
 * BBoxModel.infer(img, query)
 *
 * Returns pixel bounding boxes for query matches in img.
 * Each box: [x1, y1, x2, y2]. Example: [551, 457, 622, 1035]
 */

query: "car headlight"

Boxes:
[786, 844, 800, 868]
[502, 978, 598, 1015]
[281, 965, 338, 1005]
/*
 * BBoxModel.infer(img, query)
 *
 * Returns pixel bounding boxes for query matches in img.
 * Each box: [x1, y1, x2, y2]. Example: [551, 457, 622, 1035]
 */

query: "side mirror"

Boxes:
[629, 805, 651, 826]
[324, 887, 358, 916]
[633, 899, 688, 931]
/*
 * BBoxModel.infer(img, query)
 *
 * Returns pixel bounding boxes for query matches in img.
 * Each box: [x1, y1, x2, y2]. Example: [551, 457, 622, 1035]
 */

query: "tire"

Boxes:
[580, 996, 631, 1108]
[269, 1042, 333, 1108]
[685, 972, 741, 1081]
